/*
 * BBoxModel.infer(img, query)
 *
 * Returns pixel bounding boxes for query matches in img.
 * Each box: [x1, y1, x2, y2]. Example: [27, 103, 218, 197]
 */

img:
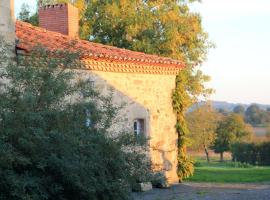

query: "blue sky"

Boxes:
[15, 0, 270, 104]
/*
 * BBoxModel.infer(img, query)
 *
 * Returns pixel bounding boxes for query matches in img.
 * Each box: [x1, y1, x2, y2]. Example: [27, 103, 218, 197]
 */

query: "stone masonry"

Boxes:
[0, 0, 15, 45]
[86, 71, 179, 183]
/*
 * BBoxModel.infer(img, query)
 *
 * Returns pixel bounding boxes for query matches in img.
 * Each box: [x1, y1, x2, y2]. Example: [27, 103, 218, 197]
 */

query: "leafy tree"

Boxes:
[186, 103, 222, 162]
[211, 114, 253, 162]
[217, 108, 230, 116]
[245, 104, 270, 125]
[233, 105, 245, 115]
[0, 41, 152, 200]
[18, 3, 39, 26]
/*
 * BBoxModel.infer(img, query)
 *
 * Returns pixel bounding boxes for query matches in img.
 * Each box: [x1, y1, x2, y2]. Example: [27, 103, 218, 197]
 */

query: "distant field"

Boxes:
[253, 127, 267, 136]
[186, 157, 270, 183]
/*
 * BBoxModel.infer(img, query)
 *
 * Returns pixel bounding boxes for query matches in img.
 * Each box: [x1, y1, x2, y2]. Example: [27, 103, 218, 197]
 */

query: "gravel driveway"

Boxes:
[132, 182, 270, 200]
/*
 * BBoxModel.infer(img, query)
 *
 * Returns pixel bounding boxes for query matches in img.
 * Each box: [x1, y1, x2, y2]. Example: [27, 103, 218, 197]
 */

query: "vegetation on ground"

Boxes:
[211, 113, 253, 161]
[187, 157, 270, 183]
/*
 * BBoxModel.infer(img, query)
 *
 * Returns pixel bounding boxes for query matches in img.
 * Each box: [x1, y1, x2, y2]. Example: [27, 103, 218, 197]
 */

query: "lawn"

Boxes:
[186, 157, 270, 183]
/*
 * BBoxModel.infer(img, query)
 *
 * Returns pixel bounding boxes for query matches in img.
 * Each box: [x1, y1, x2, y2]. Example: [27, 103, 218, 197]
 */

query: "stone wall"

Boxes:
[80, 70, 179, 183]
[0, 0, 15, 45]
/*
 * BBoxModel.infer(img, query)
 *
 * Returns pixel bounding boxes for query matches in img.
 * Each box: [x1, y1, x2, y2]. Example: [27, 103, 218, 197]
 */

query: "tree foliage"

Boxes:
[186, 103, 222, 162]
[245, 104, 270, 126]
[212, 114, 253, 161]
[233, 105, 245, 115]
[18, 3, 39, 26]
[0, 42, 152, 200]
[231, 142, 270, 166]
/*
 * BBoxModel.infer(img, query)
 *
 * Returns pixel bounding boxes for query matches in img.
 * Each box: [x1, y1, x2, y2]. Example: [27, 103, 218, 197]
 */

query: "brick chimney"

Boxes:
[0, 0, 15, 45]
[39, 3, 79, 38]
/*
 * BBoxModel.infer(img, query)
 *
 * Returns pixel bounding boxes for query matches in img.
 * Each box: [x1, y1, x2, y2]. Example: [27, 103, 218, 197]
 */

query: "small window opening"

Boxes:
[89, 80, 95, 87]
[85, 109, 92, 127]
[134, 119, 145, 135]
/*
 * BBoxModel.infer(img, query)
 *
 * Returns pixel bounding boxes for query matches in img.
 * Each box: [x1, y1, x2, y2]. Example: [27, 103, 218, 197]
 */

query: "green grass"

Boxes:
[186, 157, 270, 183]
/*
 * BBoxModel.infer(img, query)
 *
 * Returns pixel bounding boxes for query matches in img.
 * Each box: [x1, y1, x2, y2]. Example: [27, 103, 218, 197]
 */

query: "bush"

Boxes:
[194, 161, 202, 167]
[231, 142, 270, 166]
[228, 161, 253, 168]
[0, 43, 152, 200]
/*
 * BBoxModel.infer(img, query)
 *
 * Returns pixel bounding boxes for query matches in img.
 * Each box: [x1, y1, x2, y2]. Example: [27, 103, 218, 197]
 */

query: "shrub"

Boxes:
[0, 42, 152, 200]
[194, 161, 202, 167]
[231, 142, 270, 166]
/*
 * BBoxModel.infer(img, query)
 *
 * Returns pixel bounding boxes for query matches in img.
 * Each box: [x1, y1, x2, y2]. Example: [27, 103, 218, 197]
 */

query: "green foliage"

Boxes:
[0, 43, 152, 200]
[18, 3, 39, 26]
[172, 68, 212, 181]
[245, 104, 270, 126]
[212, 114, 253, 161]
[186, 102, 222, 162]
[82, 1, 212, 62]
[233, 105, 245, 115]
[231, 142, 270, 166]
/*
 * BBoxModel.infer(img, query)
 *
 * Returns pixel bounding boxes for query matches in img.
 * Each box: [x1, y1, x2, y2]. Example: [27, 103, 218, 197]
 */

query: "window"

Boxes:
[85, 109, 92, 128]
[134, 119, 145, 135]
[89, 80, 95, 87]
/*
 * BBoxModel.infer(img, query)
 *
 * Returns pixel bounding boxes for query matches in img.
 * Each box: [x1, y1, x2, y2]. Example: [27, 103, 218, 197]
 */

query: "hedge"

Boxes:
[231, 142, 270, 166]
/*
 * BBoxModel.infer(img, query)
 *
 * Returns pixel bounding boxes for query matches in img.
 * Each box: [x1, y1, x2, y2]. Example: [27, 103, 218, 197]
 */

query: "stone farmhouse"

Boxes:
[0, 1, 185, 184]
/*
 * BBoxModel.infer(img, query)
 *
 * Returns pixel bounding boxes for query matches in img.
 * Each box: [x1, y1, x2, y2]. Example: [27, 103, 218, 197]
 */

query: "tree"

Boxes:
[212, 114, 253, 162]
[245, 104, 268, 125]
[233, 105, 245, 115]
[0, 42, 152, 200]
[187, 103, 222, 163]
[217, 108, 230, 116]
[18, 3, 39, 26]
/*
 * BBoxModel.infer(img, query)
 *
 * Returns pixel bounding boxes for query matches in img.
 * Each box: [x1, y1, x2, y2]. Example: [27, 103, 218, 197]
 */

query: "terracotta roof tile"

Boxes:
[15, 21, 184, 72]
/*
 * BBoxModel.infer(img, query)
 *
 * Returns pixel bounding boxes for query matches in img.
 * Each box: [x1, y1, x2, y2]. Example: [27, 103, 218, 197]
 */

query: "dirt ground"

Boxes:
[132, 182, 270, 200]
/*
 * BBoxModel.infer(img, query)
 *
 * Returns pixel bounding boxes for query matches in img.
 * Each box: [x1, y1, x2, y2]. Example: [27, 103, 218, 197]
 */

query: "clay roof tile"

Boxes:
[15, 20, 185, 70]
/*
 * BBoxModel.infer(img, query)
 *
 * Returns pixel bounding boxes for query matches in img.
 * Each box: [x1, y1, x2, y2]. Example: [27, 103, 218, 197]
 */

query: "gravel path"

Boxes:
[132, 182, 270, 200]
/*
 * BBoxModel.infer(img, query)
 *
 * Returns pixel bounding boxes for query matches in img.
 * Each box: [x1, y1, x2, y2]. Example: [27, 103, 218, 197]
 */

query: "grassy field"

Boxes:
[186, 157, 270, 183]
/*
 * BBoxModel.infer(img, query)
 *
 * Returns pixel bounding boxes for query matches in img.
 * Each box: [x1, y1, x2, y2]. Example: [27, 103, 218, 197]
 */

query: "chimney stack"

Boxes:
[0, 0, 15, 45]
[39, 3, 79, 38]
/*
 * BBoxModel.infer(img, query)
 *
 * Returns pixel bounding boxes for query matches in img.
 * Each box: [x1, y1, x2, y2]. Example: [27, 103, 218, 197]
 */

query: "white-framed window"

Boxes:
[134, 119, 145, 135]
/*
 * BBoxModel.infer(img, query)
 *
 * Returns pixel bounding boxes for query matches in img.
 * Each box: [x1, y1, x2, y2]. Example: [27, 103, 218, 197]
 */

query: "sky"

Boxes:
[15, 0, 270, 104]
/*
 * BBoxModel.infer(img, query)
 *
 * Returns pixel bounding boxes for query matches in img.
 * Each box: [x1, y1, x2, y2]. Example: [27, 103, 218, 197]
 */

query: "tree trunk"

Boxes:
[220, 152, 224, 162]
[204, 146, 210, 163]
